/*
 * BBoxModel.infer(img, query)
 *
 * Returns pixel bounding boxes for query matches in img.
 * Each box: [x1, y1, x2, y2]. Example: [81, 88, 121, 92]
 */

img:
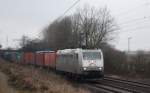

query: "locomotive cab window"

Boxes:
[83, 52, 101, 60]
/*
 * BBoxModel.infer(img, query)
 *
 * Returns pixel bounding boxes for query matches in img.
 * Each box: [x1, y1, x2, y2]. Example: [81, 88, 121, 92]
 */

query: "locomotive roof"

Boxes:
[57, 49, 79, 54]
[57, 48, 101, 55]
[36, 51, 55, 53]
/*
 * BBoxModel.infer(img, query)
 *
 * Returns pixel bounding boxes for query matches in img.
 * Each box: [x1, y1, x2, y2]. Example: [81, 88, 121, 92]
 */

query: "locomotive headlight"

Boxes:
[99, 67, 102, 70]
[83, 67, 87, 70]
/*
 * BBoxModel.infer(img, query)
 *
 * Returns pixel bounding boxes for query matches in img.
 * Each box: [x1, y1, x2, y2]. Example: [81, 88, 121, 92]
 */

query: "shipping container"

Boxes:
[22, 52, 35, 64]
[3, 52, 13, 61]
[11, 52, 22, 63]
[36, 52, 44, 66]
[44, 52, 56, 69]
[11, 52, 16, 62]
[35, 51, 56, 68]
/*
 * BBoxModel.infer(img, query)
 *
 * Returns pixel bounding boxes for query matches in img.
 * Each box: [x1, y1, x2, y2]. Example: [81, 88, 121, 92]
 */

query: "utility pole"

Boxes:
[6, 35, 8, 47]
[13, 39, 22, 49]
[128, 37, 132, 53]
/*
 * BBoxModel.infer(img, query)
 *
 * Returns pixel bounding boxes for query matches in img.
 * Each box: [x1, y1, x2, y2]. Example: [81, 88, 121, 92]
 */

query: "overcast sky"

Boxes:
[0, 0, 150, 51]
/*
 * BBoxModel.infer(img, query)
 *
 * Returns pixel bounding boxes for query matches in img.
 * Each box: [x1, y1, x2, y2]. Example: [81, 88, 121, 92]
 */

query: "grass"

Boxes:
[0, 58, 90, 93]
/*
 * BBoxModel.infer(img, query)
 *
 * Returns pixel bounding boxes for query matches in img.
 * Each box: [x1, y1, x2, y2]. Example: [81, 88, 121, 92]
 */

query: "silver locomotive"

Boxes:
[56, 48, 104, 78]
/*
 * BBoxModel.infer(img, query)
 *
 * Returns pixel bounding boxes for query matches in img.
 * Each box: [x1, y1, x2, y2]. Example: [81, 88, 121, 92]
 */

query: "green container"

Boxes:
[15, 52, 22, 62]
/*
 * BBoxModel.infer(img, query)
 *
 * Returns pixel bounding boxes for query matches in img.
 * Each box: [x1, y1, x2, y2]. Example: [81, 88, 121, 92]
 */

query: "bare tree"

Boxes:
[43, 16, 72, 50]
[19, 35, 42, 51]
[42, 5, 118, 50]
[71, 6, 118, 48]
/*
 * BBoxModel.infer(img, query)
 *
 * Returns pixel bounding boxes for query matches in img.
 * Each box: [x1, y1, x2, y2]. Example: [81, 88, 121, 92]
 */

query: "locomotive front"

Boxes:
[79, 49, 104, 78]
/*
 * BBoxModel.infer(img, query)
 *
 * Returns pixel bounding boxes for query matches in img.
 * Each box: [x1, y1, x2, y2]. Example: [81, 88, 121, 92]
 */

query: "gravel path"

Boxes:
[0, 71, 18, 93]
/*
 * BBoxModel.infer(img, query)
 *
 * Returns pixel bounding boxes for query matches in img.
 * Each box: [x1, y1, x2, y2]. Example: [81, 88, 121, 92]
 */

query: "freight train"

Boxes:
[1, 48, 104, 79]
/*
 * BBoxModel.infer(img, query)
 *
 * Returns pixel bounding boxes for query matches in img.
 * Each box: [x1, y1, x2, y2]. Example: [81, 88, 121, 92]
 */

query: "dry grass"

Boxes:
[0, 58, 90, 93]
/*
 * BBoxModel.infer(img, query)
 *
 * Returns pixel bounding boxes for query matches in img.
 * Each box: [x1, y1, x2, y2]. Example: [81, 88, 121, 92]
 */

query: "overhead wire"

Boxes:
[111, 15, 150, 34]
[57, 0, 81, 21]
[118, 16, 150, 26]
[115, 1, 150, 34]
[117, 20, 150, 33]
[118, 24, 150, 34]
[37, 0, 81, 38]
[113, 1, 150, 28]
[115, 1, 150, 17]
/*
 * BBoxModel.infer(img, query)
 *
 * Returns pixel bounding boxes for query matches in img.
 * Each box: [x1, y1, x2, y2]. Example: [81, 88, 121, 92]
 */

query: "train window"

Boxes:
[83, 52, 101, 60]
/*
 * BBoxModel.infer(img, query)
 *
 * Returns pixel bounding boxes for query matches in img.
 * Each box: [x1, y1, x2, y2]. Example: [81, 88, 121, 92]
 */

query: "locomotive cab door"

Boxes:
[73, 53, 79, 74]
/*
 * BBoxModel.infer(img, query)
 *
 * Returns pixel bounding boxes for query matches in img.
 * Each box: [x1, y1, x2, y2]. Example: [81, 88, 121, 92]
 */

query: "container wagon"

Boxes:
[35, 51, 56, 68]
[21, 52, 35, 64]
[11, 52, 22, 63]
[44, 51, 56, 69]
[35, 52, 44, 66]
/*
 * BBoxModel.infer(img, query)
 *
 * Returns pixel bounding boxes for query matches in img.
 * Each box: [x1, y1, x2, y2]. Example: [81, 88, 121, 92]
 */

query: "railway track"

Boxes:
[83, 76, 150, 93]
